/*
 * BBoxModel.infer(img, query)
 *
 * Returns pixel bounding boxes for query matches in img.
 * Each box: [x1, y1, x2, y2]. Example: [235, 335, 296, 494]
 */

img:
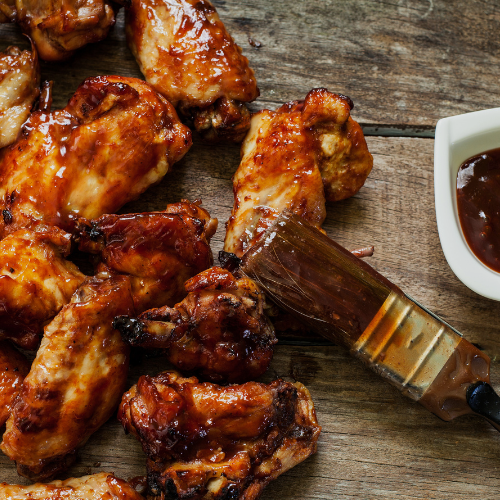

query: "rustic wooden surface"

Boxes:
[2, 1, 500, 498]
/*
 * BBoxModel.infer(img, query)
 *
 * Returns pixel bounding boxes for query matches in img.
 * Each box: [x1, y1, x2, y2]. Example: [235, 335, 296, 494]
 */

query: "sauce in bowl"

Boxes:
[457, 147, 500, 273]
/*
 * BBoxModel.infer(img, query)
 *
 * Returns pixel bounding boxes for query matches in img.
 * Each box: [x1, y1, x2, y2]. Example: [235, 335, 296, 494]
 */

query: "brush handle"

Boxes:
[467, 382, 500, 432]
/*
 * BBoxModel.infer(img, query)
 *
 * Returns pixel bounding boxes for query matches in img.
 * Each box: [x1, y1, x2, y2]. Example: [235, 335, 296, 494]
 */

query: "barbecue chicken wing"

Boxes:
[0, 472, 145, 499]
[12, 1, 118, 61]
[0, 341, 30, 428]
[119, 371, 321, 500]
[224, 88, 373, 257]
[0, 44, 40, 149]
[115, 266, 276, 383]
[1, 274, 136, 481]
[0, 75, 191, 239]
[0, 224, 85, 350]
[78, 201, 216, 312]
[125, 0, 259, 142]
[0, 0, 16, 22]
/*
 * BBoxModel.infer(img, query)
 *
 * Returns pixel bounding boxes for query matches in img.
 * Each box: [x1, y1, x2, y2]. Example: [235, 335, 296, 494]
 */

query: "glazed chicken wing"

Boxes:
[0, 44, 40, 149]
[0, 472, 145, 499]
[78, 201, 216, 312]
[0, 340, 30, 428]
[0, 0, 16, 22]
[0, 75, 191, 239]
[1, 274, 136, 481]
[0, 224, 85, 350]
[115, 266, 276, 383]
[119, 371, 321, 500]
[125, 0, 259, 142]
[13, 1, 118, 61]
[224, 88, 373, 257]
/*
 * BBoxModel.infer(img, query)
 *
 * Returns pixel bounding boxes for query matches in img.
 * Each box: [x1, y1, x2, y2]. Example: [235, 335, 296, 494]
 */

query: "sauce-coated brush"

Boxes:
[236, 210, 500, 430]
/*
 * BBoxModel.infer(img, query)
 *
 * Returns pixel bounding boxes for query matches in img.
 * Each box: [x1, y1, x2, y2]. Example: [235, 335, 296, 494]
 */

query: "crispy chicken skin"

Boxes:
[224, 88, 373, 257]
[0, 341, 30, 428]
[0, 75, 191, 239]
[115, 266, 276, 383]
[1, 274, 136, 481]
[0, 224, 85, 350]
[78, 201, 216, 312]
[12, 1, 117, 61]
[0, 44, 40, 149]
[0, 472, 145, 499]
[119, 371, 321, 500]
[125, 0, 259, 142]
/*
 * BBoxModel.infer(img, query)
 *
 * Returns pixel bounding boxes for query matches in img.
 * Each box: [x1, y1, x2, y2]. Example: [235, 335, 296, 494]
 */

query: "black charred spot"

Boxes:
[113, 316, 144, 345]
[220, 483, 240, 500]
[218, 251, 241, 273]
[3, 209, 13, 225]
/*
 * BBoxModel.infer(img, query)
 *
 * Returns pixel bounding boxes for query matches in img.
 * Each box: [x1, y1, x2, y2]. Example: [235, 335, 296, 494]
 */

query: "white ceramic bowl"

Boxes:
[434, 108, 500, 300]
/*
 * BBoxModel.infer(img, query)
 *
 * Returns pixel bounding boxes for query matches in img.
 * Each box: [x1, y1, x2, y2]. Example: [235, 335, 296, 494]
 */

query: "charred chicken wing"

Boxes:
[125, 0, 259, 142]
[0, 75, 191, 239]
[0, 472, 145, 499]
[0, 224, 85, 350]
[1, 274, 136, 481]
[78, 201, 216, 312]
[115, 266, 276, 383]
[0, 340, 30, 428]
[12, 1, 118, 61]
[0, 44, 40, 149]
[224, 88, 373, 257]
[119, 371, 321, 500]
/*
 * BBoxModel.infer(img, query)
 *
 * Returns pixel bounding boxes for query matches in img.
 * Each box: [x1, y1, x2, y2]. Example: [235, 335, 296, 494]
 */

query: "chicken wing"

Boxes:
[224, 88, 373, 257]
[1, 274, 136, 481]
[78, 201, 216, 312]
[0, 224, 85, 350]
[0, 44, 40, 149]
[0, 75, 191, 239]
[13, 1, 118, 61]
[0, 340, 30, 428]
[125, 0, 259, 142]
[115, 266, 276, 383]
[0, 0, 16, 23]
[0, 472, 145, 499]
[119, 371, 321, 500]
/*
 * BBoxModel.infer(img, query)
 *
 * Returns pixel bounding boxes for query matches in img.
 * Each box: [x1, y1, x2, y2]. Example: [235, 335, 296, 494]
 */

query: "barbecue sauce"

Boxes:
[457, 148, 500, 273]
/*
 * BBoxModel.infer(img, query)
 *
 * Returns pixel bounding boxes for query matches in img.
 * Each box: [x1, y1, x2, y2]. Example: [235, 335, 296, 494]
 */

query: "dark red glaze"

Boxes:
[457, 148, 500, 273]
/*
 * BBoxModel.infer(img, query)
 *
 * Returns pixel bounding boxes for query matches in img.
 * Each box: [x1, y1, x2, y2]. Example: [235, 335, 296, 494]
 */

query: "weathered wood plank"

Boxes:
[2, 1, 500, 126]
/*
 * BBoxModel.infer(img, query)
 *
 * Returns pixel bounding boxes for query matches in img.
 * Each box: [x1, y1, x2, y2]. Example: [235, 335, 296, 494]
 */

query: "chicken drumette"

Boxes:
[0, 75, 191, 239]
[0, 44, 40, 149]
[0, 224, 85, 350]
[78, 200, 217, 312]
[225, 88, 373, 257]
[0, 472, 145, 499]
[1, 274, 136, 481]
[125, 0, 259, 142]
[10, 1, 120, 61]
[115, 266, 276, 383]
[119, 371, 321, 500]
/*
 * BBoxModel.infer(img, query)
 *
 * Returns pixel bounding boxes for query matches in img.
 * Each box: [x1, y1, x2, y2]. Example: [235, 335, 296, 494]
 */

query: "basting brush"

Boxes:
[237, 210, 500, 429]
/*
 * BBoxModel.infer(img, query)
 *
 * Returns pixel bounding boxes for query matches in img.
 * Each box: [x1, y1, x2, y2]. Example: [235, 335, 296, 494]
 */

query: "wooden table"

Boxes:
[2, 1, 500, 498]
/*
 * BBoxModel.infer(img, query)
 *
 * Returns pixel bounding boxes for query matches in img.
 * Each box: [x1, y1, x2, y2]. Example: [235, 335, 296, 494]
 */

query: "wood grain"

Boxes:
[1, 1, 500, 499]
